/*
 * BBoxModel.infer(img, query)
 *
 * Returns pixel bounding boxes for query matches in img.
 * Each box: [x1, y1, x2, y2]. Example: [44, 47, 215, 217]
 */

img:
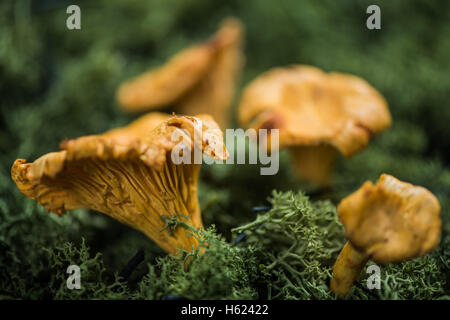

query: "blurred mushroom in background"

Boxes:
[11, 114, 229, 255]
[330, 174, 441, 297]
[60, 112, 171, 148]
[117, 18, 244, 129]
[238, 65, 392, 186]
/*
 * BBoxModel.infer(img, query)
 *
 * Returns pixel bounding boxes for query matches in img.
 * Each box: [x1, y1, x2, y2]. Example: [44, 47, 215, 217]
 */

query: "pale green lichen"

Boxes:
[233, 190, 345, 299]
[133, 226, 261, 300]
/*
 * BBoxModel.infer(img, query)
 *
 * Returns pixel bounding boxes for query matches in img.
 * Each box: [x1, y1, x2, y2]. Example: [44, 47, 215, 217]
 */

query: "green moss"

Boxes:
[349, 250, 448, 300]
[44, 239, 129, 299]
[134, 227, 260, 300]
[233, 190, 345, 299]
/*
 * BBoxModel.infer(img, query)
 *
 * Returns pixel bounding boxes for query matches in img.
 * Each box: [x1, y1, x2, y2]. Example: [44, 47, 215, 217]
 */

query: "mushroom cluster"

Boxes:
[116, 18, 244, 128]
[12, 114, 228, 255]
[9, 15, 443, 300]
[330, 174, 441, 296]
[238, 65, 392, 186]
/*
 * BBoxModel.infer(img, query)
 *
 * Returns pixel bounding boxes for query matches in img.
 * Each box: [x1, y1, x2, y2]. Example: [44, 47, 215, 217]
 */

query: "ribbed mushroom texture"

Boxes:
[11, 114, 229, 255]
[116, 17, 244, 129]
[238, 65, 392, 186]
[330, 174, 441, 297]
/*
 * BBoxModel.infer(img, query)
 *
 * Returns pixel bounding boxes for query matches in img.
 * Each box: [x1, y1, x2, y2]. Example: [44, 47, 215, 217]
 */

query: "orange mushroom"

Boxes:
[238, 65, 392, 186]
[330, 174, 441, 296]
[117, 18, 244, 128]
[11, 114, 228, 255]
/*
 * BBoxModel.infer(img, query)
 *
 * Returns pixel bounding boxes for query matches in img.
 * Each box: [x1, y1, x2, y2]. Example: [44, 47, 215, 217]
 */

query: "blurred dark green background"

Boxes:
[0, 0, 449, 299]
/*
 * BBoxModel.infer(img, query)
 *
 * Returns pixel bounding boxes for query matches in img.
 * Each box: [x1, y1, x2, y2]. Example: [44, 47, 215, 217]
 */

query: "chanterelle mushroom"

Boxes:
[116, 18, 244, 128]
[11, 114, 228, 255]
[238, 65, 392, 186]
[330, 174, 441, 297]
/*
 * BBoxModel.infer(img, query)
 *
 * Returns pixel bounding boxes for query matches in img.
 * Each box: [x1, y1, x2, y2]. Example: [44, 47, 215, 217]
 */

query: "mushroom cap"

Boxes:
[177, 17, 244, 128]
[338, 174, 441, 263]
[238, 65, 392, 156]
[11, 114, 228, 254]
[116, 18, 244, 128]
[116, 46, 214, 112]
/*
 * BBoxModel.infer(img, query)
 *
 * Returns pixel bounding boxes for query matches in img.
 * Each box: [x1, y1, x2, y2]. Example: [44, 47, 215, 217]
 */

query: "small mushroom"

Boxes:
[11, 114, 228, 255]
[238, 65, 392, 186]
[117, 18, 244, 128]
[330, 174, 441, 297]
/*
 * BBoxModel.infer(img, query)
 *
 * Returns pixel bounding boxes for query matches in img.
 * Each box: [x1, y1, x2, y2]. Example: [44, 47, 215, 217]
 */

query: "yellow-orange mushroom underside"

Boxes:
[11, 114, 228, 255]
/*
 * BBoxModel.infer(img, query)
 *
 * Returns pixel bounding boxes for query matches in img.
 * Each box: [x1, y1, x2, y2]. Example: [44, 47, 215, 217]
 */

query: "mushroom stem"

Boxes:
[289, 145, 337, 186]
[330, 241, 369, 297]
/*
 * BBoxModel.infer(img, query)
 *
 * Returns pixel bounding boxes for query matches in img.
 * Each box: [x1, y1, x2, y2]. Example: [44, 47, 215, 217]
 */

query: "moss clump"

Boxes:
[348, 249, 448, 300]
[133, 226, 261, 300]
[44, 239, 129, 299]
[0, 238, 128, 299]
[233, 190, 345, 299]
[378, 254, 446, 299]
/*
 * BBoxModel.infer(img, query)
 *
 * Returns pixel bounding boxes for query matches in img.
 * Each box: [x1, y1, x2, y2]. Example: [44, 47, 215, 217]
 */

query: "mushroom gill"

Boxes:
[11, 114, 228, 255]
[238, 65, 392, 186]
